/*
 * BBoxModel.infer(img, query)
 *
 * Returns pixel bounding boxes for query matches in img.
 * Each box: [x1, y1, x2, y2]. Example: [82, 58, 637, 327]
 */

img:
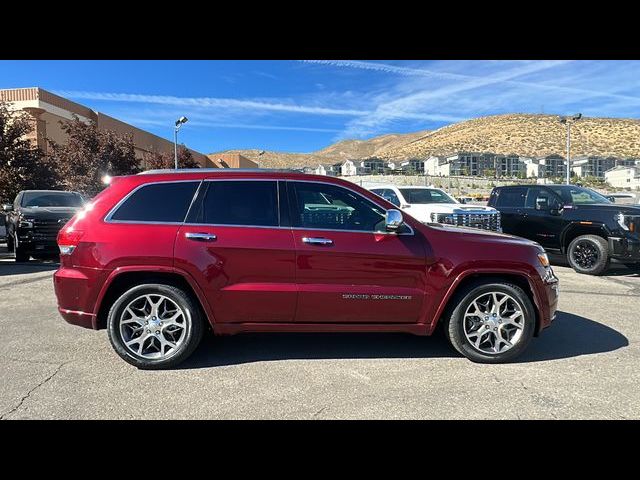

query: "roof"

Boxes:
[139, 168, 297, 175]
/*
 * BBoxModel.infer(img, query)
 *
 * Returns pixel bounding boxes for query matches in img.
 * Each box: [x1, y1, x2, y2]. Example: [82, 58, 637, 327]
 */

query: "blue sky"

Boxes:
[1, 60, 638, 154]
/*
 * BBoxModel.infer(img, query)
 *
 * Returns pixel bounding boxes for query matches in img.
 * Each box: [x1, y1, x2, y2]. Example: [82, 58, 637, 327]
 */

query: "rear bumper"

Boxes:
[53, 266, 106, 330]
[609, 236, 640, 262]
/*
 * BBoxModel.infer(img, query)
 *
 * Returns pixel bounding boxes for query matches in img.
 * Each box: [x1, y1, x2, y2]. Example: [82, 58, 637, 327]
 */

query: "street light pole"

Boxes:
[174, 116, 188, 169]
[559, 113, 582, 185]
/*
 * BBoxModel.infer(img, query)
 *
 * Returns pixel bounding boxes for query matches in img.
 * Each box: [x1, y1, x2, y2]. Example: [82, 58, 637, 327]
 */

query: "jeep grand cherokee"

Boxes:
[54, 170, 559, 369]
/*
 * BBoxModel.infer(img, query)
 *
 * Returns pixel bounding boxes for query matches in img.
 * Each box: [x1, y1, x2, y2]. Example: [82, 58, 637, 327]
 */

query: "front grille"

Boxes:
[430, 212, 501, 232]
[30, 218, 67, 241]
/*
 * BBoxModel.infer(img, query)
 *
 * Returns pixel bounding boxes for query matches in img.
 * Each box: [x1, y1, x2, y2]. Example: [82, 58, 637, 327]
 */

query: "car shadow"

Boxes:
[0, 258, 59, 276]
[549, 253, 640, 277]
[177, 311, 628, 369]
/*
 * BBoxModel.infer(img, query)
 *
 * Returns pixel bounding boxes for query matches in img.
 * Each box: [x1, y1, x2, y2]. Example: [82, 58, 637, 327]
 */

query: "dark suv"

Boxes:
[3, 190, 85, 262]
[488, 184, 640, 275]
[54, 169, 559, 369]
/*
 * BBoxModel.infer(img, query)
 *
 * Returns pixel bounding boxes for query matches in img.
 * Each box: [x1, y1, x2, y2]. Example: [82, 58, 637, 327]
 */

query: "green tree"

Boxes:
[142, 145, 201, 170]
[0, 100, 60, 203]
[46, 116, 140, 196]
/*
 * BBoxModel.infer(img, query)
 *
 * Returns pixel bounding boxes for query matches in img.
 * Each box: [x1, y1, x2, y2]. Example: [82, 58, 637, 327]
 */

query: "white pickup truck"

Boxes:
[366, 184, 502, 232]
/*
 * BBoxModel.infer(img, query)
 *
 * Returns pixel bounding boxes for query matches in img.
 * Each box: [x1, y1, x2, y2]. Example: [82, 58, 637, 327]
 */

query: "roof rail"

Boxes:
[139, 168, 300, 175]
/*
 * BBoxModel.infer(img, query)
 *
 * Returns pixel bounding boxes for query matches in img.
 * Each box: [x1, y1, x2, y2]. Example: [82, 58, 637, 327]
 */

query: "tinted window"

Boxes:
[495, 188, 527, 208]
[202, 181, 278, 227]
[22, 191, 84, 207]
[111, 182, 199, 222]
[549, 185, 611, 205]
[382, 189, 401, 207]
[399, 188, 456, 204]
[292, 182, 386, 232]
[525, 187, 556, 209]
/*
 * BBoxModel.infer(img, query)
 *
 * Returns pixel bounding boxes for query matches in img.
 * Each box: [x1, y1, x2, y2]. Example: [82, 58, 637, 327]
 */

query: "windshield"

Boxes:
[21, 192, 84, 208]
[548, 186, 611, 205]
[399, 188, 457, 204]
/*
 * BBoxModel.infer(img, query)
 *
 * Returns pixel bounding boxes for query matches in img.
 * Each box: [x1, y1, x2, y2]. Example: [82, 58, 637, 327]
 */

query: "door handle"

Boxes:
[185, 232, 217, 242]
[302, 237, 333, 246]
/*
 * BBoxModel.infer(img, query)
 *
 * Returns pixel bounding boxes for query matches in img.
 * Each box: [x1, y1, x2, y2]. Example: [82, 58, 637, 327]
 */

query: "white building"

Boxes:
[333, 159, 357, 176]
[604, 165, 640, 190]
[313, 164, 327, 175]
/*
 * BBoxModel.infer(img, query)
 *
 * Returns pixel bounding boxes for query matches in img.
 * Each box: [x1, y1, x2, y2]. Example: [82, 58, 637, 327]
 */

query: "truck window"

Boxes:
[495, 188, 527, 208]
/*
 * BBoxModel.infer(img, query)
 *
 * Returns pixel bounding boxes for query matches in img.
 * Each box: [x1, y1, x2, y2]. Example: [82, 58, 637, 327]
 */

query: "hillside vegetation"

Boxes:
[209, 114, 640, 168]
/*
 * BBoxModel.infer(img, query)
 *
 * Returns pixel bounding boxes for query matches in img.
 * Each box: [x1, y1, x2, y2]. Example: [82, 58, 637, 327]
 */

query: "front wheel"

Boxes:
[567, 234, 609, 275]
[107, 284, 204, 369]
[14, 236, 29, 262]
[444, 282, 536, 363]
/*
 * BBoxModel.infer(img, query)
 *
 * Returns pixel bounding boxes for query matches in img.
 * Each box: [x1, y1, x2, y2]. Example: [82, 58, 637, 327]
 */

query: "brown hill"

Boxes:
[209, 114, 640, 169]
[377, 114, 640, 160]
[208, 130, 430, 169]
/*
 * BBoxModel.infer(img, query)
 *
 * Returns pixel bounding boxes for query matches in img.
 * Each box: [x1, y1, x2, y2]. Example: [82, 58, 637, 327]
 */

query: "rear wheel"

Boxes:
[567, 234, 609, 275]
[444, 282, 536, 363]
[107, 284, 204, 369]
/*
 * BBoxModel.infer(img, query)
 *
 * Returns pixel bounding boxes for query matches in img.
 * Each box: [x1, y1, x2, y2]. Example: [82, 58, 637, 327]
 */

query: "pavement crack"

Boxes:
[0, 361, 70, 420]
[313, 406, 327, 417]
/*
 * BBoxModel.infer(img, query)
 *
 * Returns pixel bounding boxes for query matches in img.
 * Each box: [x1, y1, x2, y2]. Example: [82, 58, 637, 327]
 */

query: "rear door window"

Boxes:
[110, 181, 200, 223]
[201, 180, 279, 227]
[495, 187, 527, 208]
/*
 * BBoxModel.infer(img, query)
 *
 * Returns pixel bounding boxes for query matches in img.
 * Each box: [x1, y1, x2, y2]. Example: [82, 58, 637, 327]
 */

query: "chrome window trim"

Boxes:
[103, 177, 415, 235]
[104, 179, 203, 224]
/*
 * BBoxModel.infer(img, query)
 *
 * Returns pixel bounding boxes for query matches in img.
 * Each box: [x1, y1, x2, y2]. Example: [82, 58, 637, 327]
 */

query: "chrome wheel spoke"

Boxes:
[119, 293, 187, 360]
[463, 291, 526, 355]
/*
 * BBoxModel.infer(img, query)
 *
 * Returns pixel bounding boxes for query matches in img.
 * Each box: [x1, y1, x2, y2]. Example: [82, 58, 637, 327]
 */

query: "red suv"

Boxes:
[54, 169, 559, 369]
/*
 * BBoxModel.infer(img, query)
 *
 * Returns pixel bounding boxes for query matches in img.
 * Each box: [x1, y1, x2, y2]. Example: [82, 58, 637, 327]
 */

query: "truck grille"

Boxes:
[430, 212, 501, 232]
[31, 218, 68, 241]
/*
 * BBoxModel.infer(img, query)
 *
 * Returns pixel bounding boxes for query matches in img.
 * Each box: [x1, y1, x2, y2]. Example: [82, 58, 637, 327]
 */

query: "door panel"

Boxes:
[523, 187, 564, 249]
[174, 225, 297, 323]
[293, 229, 427, 323]
[173, 180, 297, 324]
[287, 180, 427, 324]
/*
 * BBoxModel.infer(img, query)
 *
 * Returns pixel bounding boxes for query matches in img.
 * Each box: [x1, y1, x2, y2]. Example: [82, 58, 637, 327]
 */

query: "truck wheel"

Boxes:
[567, 234, 609, 275]
[107, 284, 204, 370]
[14, 237, 29, 262]
[444, 282, 536, 363]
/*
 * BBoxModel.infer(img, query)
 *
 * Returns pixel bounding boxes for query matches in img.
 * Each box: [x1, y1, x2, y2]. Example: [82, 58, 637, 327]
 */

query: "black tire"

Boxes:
[14, 237, 29, 262]
[567, 234, 609, 275]
[444, 281, 536, 364]
[107, 284, 204, 370]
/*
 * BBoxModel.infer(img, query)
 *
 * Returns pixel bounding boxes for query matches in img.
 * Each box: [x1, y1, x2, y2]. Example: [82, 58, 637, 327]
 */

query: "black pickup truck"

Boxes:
[488, 184, 640, 275]
[3, 190, 85, 262]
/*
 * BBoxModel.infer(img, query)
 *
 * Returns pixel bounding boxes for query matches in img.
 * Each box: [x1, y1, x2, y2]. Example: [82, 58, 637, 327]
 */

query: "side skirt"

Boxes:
[213, 323, 430, 336]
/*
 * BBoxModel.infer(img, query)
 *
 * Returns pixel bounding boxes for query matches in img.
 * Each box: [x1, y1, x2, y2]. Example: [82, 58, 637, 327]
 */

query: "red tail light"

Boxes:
[57, 226, 84, 255]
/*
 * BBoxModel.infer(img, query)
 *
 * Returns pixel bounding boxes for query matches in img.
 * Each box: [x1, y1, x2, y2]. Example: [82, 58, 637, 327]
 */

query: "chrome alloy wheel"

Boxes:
[463, 292, 525, 355]
[119, 294, 188, 359]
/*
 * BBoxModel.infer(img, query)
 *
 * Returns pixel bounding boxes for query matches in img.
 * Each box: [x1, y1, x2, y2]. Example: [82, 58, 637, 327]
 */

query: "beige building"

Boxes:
[206, 153, 258, 169]
[604, 165, 640, 190]
[1, 87, 257, 169]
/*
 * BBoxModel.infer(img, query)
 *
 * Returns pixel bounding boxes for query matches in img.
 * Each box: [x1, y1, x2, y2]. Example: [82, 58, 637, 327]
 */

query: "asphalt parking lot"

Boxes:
[1, 243, 639, 419]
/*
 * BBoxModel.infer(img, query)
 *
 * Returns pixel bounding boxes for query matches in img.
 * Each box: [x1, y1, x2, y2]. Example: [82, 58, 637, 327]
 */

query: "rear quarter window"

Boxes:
[109, 181, 200, 223]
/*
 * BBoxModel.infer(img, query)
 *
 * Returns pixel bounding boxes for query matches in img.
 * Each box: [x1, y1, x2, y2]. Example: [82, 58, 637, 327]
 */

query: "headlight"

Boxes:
[537, 252, 550, 268]
[616, 213, 636, 233]
[19, 217, 34, 229]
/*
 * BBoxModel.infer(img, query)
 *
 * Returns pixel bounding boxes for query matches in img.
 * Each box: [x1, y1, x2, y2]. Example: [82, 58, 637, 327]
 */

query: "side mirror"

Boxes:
[549, 202, 563, 216]
[535, 197, 549, 210]
[459, 198, 467, 204]
[2, 204, 13, 212]
[385, 209, 404, 232]
[606, 196, 616, 203]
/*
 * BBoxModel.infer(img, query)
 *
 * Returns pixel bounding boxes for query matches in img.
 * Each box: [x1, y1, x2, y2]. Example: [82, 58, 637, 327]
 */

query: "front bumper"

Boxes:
[536, 267, 559, 334]
[16, 229, 60, 254]
[609, 235, 640, 262]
